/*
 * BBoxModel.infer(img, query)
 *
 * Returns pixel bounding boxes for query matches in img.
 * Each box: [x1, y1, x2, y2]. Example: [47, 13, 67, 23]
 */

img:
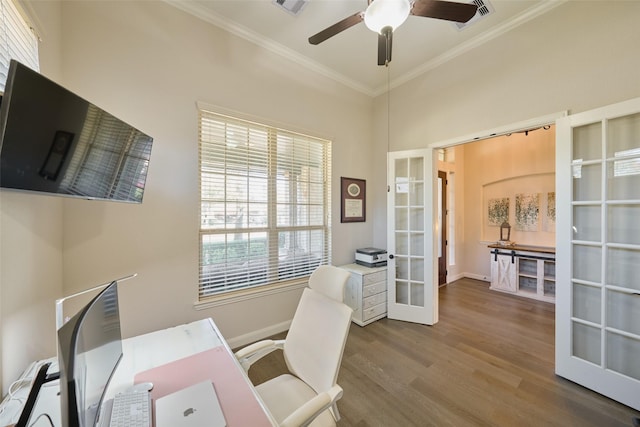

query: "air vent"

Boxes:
[273, 0, 308, 16]
[454, 0, 494, 30]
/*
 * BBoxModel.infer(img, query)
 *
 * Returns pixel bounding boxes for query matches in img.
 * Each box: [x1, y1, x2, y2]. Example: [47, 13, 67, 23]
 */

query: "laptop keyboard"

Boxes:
[109, 390, 152, 427]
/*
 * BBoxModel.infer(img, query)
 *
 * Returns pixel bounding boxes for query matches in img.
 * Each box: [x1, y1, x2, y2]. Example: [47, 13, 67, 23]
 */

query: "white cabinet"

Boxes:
[490, 252, 516, 292]
[489, 245, 556, 303]
[339, 263, 387, 326]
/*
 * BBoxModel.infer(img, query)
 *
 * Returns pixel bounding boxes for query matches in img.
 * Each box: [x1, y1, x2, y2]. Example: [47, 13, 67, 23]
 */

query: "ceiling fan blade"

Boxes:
[377, 27, 393, 66]
[411, 0, 478, 23]
[308, 12, 364, 45]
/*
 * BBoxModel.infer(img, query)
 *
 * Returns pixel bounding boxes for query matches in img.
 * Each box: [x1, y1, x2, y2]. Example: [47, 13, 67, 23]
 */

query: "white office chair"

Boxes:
[235, 265, 353, 427]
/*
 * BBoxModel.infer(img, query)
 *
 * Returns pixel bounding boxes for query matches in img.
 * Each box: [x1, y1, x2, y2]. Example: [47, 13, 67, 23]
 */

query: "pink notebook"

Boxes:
[134, 346, 273, 427]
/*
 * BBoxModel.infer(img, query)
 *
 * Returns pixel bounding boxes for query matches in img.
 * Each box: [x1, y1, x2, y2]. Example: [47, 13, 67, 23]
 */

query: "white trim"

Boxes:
[463, 272, 490, 283]
[194, 279, 308, 311]
[382, 1, 568, 96]
[164, 0, 566, 98]
[165, 0, 373, 96]
[429, 111, 568, 149]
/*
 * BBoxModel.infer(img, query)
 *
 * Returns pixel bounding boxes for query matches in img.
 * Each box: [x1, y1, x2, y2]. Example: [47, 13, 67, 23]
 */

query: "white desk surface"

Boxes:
[4, 318, 277, 427]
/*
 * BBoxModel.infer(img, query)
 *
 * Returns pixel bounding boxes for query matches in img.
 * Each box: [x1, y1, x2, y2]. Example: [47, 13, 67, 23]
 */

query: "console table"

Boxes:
[488, 244, 556, 303]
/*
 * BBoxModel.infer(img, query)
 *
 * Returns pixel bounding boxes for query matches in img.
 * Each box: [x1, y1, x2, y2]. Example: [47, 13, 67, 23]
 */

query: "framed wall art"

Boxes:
[341, 177, 366, 223]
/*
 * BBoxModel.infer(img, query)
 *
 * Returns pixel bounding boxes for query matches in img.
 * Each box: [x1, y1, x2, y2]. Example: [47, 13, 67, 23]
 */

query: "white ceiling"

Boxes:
[166, 0, 564, 97]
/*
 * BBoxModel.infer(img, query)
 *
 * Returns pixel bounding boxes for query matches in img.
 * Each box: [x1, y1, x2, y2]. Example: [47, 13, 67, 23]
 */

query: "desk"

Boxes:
[3, 319, 277, 427]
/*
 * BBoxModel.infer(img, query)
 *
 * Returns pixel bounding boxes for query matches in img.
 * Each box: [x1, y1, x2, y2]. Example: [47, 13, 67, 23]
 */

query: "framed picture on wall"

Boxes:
[341, 177, 366, 223]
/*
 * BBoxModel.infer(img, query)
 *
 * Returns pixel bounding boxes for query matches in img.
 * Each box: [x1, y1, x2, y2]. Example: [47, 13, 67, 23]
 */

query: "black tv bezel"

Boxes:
[0, 60, 153, 203]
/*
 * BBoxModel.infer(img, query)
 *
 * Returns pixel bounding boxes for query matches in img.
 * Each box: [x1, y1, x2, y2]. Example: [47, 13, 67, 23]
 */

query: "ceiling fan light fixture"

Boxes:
[364, 0, 411, 33]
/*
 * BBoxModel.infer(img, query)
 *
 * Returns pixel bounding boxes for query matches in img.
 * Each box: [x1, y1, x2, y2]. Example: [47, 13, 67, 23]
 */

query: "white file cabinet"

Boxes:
[339, 263, 387, 326]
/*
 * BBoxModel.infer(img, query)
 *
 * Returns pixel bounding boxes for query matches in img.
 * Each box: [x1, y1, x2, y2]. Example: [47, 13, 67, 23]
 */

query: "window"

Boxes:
[0, 0, 39, 91]
[198, 106, 332, 299]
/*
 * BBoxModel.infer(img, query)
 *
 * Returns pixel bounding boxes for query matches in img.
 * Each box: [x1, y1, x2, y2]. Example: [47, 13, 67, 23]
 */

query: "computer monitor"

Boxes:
[57, 281, 123, 427]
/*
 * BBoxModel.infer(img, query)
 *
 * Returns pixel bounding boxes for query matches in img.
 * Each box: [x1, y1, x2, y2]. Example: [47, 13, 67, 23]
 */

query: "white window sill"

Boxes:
[194, 278, 308, 310]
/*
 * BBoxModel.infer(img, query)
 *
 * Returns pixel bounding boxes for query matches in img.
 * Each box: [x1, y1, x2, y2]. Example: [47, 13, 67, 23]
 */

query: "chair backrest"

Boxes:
[307, 265, 350, 302]
[283, 265, 352, 395]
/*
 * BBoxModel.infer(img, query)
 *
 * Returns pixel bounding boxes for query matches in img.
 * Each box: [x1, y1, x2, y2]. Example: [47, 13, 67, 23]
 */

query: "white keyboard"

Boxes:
[108, 390, 152, 427]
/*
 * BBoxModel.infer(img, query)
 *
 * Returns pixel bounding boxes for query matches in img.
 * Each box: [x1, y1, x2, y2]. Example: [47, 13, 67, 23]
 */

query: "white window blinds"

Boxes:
[0, 0, 38, 90]
[198, 107, 332, 298]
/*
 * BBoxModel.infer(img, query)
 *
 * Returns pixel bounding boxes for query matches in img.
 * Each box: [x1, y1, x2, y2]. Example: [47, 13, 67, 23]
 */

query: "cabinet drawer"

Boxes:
[363, 270, 386, 285]
[363, 302, 386, 321]
[363, 281, 386, 297]
[363, 292, 386, 310]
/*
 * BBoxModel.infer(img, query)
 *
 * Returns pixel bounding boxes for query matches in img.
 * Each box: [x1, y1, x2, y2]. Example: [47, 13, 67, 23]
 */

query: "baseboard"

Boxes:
[447, 272, 465, 283]
[225, 320, 292, 351]
[462, 272, 491, 282]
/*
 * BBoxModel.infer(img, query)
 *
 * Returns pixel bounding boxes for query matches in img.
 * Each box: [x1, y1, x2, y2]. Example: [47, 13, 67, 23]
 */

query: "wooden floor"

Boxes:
[248, 278, 640, 426]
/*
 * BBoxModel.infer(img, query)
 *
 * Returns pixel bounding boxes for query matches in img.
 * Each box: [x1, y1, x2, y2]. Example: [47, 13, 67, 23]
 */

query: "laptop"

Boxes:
[155, 380, 226, 427]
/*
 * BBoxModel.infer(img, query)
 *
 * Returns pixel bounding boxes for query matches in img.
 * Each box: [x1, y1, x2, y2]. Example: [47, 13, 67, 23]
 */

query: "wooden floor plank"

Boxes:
[247, 278, 640, 426]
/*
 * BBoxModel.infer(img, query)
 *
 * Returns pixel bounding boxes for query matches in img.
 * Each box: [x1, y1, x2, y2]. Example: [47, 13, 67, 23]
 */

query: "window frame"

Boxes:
[196, 103, 332, 304]
[0, 0, 39, 91]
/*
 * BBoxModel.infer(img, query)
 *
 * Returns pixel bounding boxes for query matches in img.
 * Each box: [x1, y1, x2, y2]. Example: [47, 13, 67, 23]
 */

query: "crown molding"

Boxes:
[375, 0, 568, 96]
[165, 0, 566, 99]
[164, 0, 376, 97]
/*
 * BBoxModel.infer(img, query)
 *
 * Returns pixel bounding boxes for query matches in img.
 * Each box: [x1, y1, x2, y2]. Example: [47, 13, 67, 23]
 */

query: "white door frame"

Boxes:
[418, 111, 567, 323]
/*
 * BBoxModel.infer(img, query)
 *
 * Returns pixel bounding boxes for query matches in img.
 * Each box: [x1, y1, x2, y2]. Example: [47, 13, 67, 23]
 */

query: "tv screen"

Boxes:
[0, 60, 153, 202]
[57, 281, 122, 427]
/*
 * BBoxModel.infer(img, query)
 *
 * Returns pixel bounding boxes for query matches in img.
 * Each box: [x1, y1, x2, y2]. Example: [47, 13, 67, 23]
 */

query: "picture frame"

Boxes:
[341, 177, 366, 223]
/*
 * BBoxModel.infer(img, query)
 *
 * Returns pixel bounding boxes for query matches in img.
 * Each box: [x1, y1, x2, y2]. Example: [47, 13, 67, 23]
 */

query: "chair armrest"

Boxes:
[234, 339, 284, 372]
[280, 385, 343, 427]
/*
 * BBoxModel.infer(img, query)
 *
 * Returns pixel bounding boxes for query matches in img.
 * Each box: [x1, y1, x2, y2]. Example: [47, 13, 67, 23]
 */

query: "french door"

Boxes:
[556, 97, 640, 410]
[387, 149, 436, 325]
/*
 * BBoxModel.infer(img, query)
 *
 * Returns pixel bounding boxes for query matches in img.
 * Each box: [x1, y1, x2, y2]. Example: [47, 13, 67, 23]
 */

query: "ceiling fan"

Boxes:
[308, 0, 478, 66]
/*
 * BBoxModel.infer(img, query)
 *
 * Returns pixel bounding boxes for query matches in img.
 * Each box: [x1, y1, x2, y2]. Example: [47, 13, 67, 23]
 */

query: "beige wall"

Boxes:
[460, 129, 555, 280]
[55, 1, 375, 337]
[0, 0, 64, 393]
[0, 0, 375, 391]
[3, 0, 640, 393]
[371, 1, 640, 278]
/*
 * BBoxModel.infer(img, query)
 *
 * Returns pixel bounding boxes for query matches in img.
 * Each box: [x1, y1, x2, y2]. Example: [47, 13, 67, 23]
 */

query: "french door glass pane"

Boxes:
[410, 182, 425, 206]
[606, 158, 640, 200]
[607, 205, 640, 245]
[572, 205, 601, 241]
[573, 322, 601, 364]
[573, 245, 601, 282]
[409, 157, 424, 180]
[396, 208, 408, 230]
[606, 289, 640, 335]
[572, 283, 601, 324]
[606, 247, 640, 291]
[606, 332, 640, 380]
[573, 122, 602, 161]
[396, 233, 409, 255]
[395, 158, 408, 177]
[573, 163, 601, 201]
[411, 283, 425, 307]
[396, 281, 408, 304]
[411, 233, 424, 256]
[396, 256, 408, 280]
[409, 207, 425, 231]
[606, 113, 640, 157]
[410, 258, 424, 282]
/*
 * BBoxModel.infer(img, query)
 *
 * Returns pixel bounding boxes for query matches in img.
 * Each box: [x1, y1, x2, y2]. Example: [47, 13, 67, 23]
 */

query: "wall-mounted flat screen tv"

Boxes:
[0, 60, 153, 203]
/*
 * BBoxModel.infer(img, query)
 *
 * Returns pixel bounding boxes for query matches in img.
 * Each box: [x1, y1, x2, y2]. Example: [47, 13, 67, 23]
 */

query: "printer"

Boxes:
[355, 247, 387, 268]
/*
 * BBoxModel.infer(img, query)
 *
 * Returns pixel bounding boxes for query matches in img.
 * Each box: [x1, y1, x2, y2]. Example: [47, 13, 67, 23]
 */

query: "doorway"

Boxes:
[437, 170, 447, 286]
